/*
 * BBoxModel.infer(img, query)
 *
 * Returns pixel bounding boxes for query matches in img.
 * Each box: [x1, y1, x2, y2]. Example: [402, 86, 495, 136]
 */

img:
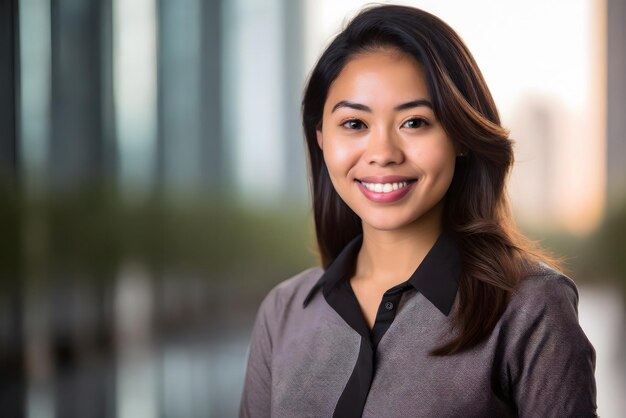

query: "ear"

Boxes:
[316, 129, 323, 149]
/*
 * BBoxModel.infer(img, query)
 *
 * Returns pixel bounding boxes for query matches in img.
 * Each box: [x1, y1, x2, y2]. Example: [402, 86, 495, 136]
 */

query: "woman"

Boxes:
[240, 5, 597, 417]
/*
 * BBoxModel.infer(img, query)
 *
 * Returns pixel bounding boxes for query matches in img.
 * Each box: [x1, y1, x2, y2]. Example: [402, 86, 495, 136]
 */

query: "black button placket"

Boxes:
[326, 281, 372, 418]
[332, 337, 374, 418]
[306, 230, 461, 418]
[328, 280, 411, 418]
[371, 284, 409, 349]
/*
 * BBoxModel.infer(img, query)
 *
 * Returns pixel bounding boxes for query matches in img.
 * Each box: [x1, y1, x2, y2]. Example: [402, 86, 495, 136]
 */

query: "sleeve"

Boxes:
[239, 289, 276, 418]
[503, 275, 598, 417]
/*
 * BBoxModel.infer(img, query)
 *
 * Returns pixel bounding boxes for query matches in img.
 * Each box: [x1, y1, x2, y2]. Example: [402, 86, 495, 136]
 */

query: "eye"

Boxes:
[341, 119, 367, 130]
[402, 117, 429, 129]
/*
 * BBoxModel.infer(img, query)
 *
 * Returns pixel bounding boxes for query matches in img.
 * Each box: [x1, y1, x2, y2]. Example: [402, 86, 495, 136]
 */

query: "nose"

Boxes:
[364, 127, 404, 166]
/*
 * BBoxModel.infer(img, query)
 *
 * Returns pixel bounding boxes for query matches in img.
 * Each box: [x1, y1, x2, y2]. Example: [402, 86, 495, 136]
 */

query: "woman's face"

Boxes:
[316, 49, 458, 232]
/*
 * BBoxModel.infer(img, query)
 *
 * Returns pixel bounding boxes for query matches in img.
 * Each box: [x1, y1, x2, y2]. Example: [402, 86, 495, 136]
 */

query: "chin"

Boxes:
[359, 212, 417, 232]
[354, 199, 444, 233]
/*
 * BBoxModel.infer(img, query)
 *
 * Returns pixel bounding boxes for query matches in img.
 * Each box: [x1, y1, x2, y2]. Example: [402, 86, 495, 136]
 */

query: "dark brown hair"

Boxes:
[301, 5, 559, 355]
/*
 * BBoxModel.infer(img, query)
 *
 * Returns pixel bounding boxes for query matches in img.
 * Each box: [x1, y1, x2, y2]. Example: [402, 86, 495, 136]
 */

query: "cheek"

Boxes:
[414, 142, 456, 181]
[322, 139, 360, 176]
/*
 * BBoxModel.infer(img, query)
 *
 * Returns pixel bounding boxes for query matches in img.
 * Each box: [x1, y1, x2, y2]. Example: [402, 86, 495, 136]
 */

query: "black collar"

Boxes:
[302, 229, 461, 316]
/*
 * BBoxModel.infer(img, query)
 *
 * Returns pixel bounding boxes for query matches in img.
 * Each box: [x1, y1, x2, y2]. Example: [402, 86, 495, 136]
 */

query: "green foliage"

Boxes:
[6, 187, 625, 294]
[5, 187, 318, 290]
[521, 200, 626, 294]
[593, 200, 626, 285]
[0, 184, 19, 279]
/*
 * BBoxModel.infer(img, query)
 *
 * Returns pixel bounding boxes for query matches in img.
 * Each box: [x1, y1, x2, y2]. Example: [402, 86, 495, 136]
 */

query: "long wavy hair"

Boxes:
[302, 5, 559, 355]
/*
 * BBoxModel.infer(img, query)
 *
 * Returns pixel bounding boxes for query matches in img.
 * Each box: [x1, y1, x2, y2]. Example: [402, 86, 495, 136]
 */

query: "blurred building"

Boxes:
[50, 0, 116, 191]
[157, 0, 229, 196]
[505, 0, 608, 234]
[221, 0, 307, 203]
[606, 0, 626, 208]
[507, 96, 565, 231]
[0, 0, 18, 184]
[16, 0, 308, 202]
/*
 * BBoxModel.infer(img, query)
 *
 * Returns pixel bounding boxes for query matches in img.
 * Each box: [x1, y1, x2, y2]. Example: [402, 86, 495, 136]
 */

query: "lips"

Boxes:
[354, 175, 418, 203]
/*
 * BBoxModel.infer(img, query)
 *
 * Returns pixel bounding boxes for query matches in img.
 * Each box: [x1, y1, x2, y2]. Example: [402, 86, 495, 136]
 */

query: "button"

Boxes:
[384, 301, 394, 310]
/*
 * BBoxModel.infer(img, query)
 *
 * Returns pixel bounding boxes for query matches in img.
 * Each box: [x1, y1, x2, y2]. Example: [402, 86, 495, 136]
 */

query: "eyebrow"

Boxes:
[331, 99, 433, 113]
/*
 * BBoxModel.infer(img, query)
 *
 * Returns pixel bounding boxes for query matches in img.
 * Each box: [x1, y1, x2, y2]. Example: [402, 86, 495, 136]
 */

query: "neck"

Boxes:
[355, 203, 444, 288]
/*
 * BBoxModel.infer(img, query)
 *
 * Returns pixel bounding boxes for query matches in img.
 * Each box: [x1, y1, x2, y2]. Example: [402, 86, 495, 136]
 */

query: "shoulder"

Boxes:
[508, 261, 579, 318]
[496, 264, 598, 415]
[256, 266, 324, 319]
[499, 260, 590, 350]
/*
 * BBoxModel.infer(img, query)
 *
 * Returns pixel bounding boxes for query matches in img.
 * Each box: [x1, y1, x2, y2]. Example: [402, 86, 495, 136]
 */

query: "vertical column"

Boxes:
[200, 0, 225, 194]
[282, 0, 308, 203]
[606, 0, 626, 206]
[49, 0, 106, 191]
[157, 0, 203, 196]
[100, 0, 118, 186]
[223, 0, 286, 203]
[18, 2, 52, 417]
[18, 0, 51, 193]
[1, 0, 24, 417]
[113, 0, 158, 200]
[0, 0, 19, 184]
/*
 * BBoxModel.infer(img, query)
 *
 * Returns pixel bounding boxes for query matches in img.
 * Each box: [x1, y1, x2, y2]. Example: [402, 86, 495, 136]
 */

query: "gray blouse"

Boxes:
[239, 231, 597, 417]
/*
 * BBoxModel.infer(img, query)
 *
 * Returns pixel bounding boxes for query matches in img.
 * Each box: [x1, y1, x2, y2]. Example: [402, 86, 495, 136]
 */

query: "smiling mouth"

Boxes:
[355, 178, 418, 193]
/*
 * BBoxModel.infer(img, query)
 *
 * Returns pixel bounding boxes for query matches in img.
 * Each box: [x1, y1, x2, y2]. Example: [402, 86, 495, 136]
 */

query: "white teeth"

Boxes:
[360, 180, 411, 193]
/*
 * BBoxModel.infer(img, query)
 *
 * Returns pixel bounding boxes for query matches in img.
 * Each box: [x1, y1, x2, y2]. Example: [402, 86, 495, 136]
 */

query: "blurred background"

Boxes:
[1, 0, 624, 416]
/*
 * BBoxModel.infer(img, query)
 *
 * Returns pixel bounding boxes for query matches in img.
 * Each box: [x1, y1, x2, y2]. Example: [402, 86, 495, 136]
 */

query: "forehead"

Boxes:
[325, 50, 430, 109]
